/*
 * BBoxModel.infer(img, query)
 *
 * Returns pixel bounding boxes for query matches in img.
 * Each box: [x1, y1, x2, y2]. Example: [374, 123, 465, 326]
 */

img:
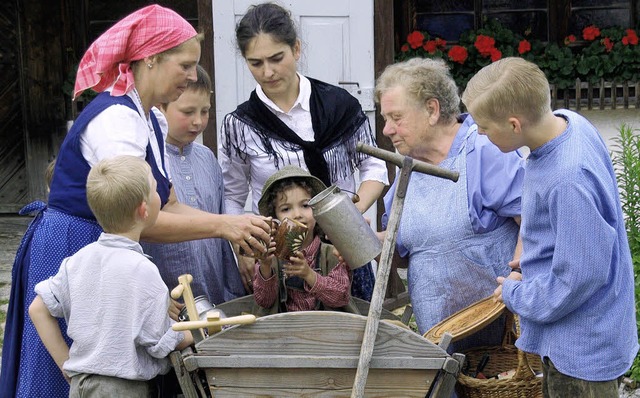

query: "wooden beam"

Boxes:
[22, 0, 67, 203]
[197, 0, 217, 154]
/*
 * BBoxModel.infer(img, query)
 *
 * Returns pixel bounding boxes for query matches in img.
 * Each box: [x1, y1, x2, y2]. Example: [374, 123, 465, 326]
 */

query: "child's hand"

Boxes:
[283, 251, 317, 287]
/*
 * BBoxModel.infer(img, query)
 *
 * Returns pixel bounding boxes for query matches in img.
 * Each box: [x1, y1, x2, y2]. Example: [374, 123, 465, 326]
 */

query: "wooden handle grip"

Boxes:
[172, 314, 257, 332]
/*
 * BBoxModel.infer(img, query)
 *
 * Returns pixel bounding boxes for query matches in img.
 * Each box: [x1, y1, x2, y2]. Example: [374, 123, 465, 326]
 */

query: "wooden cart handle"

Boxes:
[172, 314, 257, 332]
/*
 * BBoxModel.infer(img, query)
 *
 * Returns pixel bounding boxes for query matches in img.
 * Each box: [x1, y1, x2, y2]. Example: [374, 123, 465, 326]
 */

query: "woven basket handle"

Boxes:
[504, 312, 538, 381]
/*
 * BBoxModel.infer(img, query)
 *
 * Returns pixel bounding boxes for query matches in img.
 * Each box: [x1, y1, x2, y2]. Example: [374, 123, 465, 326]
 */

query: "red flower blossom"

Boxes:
[582, 25, 601, 41]
[475, 35, 496, 56]
[423, 40, 438, 54]
[407, 31, 425, 49]
[434, 38, 447, 49]
[622, 29, 638, 46]
[602, 37, 614, 52]
[448, 45, 468, 64]
[401, 44, 409, 52]
[518, 39, 531, 54]
[490, 47, 502, 62]
[564, 35, 577, 45]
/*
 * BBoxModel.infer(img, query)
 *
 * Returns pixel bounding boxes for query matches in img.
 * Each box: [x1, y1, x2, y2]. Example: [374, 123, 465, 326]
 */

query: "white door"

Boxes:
[212, 0, 377, 226]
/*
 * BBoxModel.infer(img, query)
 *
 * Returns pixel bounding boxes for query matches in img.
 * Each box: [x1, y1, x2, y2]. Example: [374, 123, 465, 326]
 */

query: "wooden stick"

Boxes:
[171, 274, 205, 341]
[357, 143, 459, 182]
[172, 314, 257, 332]
[351, 156, 414, 397]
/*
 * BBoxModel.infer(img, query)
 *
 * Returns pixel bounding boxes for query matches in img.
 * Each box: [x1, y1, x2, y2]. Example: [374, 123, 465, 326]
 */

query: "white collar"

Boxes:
[255, 73, 311, 114]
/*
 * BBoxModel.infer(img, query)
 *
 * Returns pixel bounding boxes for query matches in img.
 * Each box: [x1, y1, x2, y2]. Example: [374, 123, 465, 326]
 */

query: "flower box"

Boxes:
[397, 19, 640, 110]
[552, 80, 639, 110]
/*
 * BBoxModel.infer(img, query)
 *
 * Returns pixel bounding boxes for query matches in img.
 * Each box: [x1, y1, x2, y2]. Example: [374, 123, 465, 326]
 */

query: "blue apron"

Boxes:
[398, 127, 518, 351]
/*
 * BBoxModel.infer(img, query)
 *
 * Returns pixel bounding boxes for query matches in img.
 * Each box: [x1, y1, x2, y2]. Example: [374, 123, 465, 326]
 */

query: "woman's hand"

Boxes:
[221, 214, 272, 256]
[237, 255, 256, 293]
[168, 299, 184, 321]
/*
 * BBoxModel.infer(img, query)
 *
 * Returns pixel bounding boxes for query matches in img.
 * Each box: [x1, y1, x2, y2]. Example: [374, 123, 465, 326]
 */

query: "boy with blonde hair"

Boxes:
[143, 65, 245, 304]
[462, 57, 637, 397]
[29, 155, 193, 397]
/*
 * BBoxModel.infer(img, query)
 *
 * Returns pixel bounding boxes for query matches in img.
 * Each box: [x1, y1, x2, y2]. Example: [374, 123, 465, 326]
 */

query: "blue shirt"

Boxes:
[383, 114, 524, 257]
[142, 142, 245, 304]
[502, 109, 638, 380]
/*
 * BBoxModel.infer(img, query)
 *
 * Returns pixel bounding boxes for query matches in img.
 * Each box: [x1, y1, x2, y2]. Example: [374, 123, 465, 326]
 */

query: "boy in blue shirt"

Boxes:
[462, 57, 637, 397]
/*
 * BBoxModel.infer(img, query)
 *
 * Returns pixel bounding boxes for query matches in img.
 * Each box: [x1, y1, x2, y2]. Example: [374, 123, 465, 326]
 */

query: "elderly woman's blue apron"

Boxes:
[396, 127, 518, 352]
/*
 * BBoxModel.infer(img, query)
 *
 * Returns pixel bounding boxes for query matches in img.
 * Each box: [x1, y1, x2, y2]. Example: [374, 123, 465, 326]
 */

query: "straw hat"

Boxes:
[258, 166, 327, 216]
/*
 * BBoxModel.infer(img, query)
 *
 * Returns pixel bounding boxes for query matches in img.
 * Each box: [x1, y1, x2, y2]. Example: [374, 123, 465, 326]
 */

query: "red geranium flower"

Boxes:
[475, 35, 496, 57]
[401, 44, 409, 52]
[490, 47, 502, 62]
[622, 29, 638, 46]
[407, 31, 425, 49]
[518, 39, 531, 54]
[434, 38, 447, 49]
[564, 35, 577, 45]
[448, 45, 468, 64]
[582, 25, 601, 41]
[602, 37, 614, 52]
[423, 40, 438, 54]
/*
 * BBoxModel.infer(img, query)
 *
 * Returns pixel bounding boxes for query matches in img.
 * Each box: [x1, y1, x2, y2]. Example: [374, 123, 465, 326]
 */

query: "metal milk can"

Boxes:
[308, 185, 382, 269]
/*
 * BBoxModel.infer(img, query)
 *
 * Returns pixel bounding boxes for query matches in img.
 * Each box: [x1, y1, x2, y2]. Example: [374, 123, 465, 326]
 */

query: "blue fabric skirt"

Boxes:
[351, 262, 375, 302]
[0, 207, 101, 398]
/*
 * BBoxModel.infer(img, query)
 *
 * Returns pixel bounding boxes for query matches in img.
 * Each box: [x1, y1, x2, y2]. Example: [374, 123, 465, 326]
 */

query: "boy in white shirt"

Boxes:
[29, 155, 193, 397]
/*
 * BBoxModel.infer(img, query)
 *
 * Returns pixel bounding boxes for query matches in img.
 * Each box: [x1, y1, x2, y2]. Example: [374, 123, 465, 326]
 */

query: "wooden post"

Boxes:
[351, 156, 414, 398]
[350, 144, 459, 397]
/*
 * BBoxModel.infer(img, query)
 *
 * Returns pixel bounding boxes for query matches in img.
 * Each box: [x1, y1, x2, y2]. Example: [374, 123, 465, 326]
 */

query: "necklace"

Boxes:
[131, 88, 154, 133]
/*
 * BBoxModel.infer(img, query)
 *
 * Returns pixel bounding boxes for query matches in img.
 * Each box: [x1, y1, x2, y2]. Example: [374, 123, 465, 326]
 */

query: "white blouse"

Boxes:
[221, 74, 389, 215]
[79, 90, 169, 179]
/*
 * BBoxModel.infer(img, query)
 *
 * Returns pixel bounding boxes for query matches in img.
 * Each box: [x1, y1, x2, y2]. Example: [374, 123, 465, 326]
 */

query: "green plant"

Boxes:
[397, 19, 640, 90]
[611, 124, 640, 381]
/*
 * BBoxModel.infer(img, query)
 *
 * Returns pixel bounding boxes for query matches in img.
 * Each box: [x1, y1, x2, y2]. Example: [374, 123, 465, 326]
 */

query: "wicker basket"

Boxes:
[456, 312, 543, 398]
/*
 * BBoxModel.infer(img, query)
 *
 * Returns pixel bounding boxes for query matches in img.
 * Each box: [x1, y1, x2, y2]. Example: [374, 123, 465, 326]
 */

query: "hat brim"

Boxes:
[258, 166, 327, 216]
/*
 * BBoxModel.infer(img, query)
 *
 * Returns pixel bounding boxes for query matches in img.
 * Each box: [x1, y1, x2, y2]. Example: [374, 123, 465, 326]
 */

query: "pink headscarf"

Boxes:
[73, 5, 197, 100]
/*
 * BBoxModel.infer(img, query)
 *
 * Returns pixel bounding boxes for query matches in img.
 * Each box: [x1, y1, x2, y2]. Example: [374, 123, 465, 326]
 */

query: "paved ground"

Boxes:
[0, 108, 638, 393]
[0, 215, 31, 360]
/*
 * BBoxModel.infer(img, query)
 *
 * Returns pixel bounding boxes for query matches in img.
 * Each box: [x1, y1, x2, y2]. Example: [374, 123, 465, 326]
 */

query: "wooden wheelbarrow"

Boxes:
[168, 144, 464, 397]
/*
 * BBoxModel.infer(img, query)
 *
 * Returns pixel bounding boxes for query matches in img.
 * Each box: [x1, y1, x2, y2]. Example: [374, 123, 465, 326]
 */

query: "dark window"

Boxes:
[413, 0, 634, 43]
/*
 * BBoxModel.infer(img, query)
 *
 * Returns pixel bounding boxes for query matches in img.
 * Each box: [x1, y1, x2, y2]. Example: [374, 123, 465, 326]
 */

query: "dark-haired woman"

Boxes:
[220, 2, 388, 300]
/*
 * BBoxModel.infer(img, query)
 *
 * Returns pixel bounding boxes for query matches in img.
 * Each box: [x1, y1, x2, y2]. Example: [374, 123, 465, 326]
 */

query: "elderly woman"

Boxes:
[376, 58, 525, 349]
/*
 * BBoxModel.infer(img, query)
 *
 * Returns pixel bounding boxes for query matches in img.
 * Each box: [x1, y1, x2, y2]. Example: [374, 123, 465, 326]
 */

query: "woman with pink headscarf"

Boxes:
[0, 5, 270, 397]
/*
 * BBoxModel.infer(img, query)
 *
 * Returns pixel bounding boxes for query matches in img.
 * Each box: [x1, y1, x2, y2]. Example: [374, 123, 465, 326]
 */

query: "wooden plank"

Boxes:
[195, 312, 446, 359]
[623, 81, 629, 109]
[575, 78, 581, 111]
[185, 355, 447, 370]
[202, 367, 433, 397]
